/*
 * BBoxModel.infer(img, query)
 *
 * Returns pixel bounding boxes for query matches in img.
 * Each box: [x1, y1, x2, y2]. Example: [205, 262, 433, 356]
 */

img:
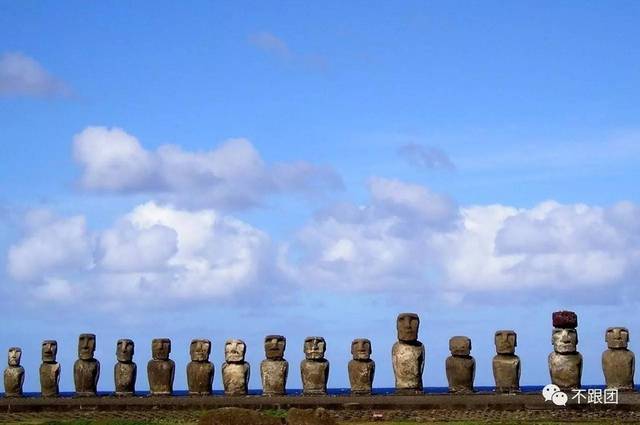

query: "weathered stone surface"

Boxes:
[392, 313, 424, 394]
[348, 338, 374, 395]
[301, 337, 329, 395]
[549, 320, 582, 390]
[114, 339, 136, 396]
[261, 335, 288, 396]
[40, 340, 60, 397]
[553, 310, 578, 329]
[199, 407, 283, 425]
[492, 330, 520, 393]
[188, 339, 214, 395]
[74, 333, 99, 397]
[287, 408, 337, 425]
[446, 336, 475, 394]
[148, 338, 174, 396]
[4, 347, 24, 397]
[602, 327, 635, 390]
[222, 339, 250, 396]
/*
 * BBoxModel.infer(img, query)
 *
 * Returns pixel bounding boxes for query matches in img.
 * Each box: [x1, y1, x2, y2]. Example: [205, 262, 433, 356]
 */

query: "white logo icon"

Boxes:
[542, 384, 567, 406]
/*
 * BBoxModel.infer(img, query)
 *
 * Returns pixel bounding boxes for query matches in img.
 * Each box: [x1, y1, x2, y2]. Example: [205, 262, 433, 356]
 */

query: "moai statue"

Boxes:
[548, 311, 582, 390]
[40, 340, 60, 397]
[492, 330, 520, 393]
[260, 335, 288, 396]
[446, 336, 475, 393]
[392, 313, 425, 394]
[4, 347, 25, 397]
[222, 339, 250, 396]
[114, 339, 136, 396]
[300, 336, 329, 395]
[348, 338, 375, 395]
[74, 333, 100, 396]
[187, 339, 214, 395]
[602, 327, 635, 391]
[148, 338, 174, 395]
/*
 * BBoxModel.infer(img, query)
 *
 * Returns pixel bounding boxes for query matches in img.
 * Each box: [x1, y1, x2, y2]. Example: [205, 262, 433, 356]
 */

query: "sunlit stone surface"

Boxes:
[187, 339, 214, 395]
[602, 327, 635, 391]
[4, 347, 24, 397]
[260, 335, 288, 396]
[392, 313, 424, 394]
[348, 338, 375, 395]
[74, 333, 100, 396]
[446, 336, 475, 394]
[114, 339, 136, 396]
[301, 337, 329, 395]
[548, 311, 582, 390]
[222, 339, 250, 396]
[40, 340, 60, 398]
[148, 338, 174, 395]
[492, 330, 520, 393]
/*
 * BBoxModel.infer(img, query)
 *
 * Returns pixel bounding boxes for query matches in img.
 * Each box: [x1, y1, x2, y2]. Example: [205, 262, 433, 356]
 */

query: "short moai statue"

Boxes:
[260, 335, 288, 396]
[187, 339, 214, 395]
[147, 338, 174, 395]
[74, 333, 100, 396]
[348, 338, 375, 395]
[222, 339, 250, 395]
[392, 313, 425, 394]
[300, 337, 329, 395]
[548, 311, 582, 390]
[492, 330, 520, 393]
[446, 336, 475, 393]
[40, 340, 60, 397]
[602, 327, 635, 391]
[4, 347, 25, 397]
[114, 339, 136, 396]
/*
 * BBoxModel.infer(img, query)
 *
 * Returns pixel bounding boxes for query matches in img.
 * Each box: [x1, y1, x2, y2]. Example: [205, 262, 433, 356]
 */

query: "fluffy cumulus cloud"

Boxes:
[6, 202, 271, 305]
[0, 52, 71, 97]
[73, 127, 342, 209]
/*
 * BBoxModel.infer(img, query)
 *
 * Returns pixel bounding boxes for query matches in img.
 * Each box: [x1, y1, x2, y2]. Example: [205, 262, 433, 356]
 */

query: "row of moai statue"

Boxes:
[3, 311, 635, 397]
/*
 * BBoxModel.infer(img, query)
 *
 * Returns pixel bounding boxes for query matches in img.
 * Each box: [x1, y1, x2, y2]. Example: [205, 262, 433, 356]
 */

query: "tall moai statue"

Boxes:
[40, 340, 60, 397]
[492, 330, 520, 393]
[114, 339, 136, 396]
[301, 336, 329, 395]
[348, 338, 375, 395]
[260, 335, 288, 396]
[392, 313, 425, 394]
[187, 339, 214, 395]
[222, 339, 250, 396]
[148, 338, 174, 395]
[548, 311, 582, 390]
[4, 347, 25, 397]
[602, 327, 635, 391]
[446, 336, 475, 393]
[74, 333, 100, 396]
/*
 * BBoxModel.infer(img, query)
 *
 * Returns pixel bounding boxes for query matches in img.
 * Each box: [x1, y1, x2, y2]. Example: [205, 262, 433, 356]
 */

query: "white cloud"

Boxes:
[0, 52, 71, 98]
[73, 127, 342, 209]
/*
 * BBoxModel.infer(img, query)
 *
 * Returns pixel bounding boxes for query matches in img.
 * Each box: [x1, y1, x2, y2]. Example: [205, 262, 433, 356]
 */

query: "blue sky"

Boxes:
[1, 1, 640, 392]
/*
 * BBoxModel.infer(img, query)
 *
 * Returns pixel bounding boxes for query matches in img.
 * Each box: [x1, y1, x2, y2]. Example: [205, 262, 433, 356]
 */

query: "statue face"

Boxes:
[351, 338, 371, 360]
[116, 339, 134, 362]
[8, 347, 21, 367]
[396, 313, 420, 342]
[42, 340, 58, 363]
[152, 338, 171, 360]
[190, 339, 211, 362]
[606, 327, 629, 349]
[264, 335, 286, 360]
[225, 339, 246, 363]
[495, 330, 517, 354]
[78, 333, 96, 360]
[304, 337, 326, 360]
[449, 336, 471, 356]
[552, 328, 578, 354]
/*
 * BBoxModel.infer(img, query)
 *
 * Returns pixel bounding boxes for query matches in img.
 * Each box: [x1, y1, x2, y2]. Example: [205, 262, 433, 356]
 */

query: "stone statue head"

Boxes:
[8, 347, 22, 367]
[42, 340, 58, 363]
[116, 339, 135, 363]
[78, 333, 96, 360]
[606, 327, 629, 349]
[552, 328, 578, 354]
[264, 335, 286, 360]
[396, 313, 420, 342]
[494, 330, 517, 355]
[449, 336, 472, 356]
[224, 339, 246, 363]
[304, 336, 326, 360]
[351, 338, 372, 361]
[152, 338, 171, 360]
[190, 339, 211, 362]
